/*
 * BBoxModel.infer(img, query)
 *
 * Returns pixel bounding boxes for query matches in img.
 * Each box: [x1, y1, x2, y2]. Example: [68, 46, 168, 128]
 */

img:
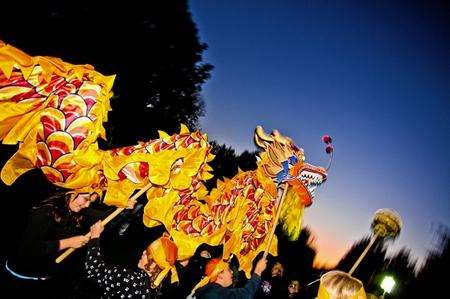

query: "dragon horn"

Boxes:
[272, 130, 290, 145]
[255, 126, 274, 148]
[255, 126, 274, 142]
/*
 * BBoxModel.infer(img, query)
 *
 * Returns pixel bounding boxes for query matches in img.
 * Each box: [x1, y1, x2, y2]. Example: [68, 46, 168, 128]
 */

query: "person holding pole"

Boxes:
[190, 256, 267, 299]
[86, 222, 179, 299]
[4, 190, 136, 297]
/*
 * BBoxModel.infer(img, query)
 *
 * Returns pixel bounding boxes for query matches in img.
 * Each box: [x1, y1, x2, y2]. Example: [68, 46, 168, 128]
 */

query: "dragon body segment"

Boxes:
[144, 127, 328, 276]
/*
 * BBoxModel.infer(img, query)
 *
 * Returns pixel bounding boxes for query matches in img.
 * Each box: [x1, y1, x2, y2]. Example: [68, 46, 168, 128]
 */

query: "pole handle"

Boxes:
[262, 183, 289, 259]
[348, 232, 379, 275]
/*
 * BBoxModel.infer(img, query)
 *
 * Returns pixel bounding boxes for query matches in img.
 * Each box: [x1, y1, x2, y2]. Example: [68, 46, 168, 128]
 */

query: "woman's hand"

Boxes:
[138, 250, 148, 270]
[70, 235, 90, 248]
[254, 257, 268, 276]
[90, 221, 104, 239]
[59, 235, 90, 250]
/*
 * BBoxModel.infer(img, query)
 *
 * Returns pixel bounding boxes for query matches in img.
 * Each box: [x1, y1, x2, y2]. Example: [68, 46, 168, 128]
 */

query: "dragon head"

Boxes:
[254, 126, 330, 240]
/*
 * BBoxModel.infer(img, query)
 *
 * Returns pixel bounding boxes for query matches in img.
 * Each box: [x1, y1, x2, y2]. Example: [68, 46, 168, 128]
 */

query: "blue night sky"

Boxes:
[189, 0, 450, 266]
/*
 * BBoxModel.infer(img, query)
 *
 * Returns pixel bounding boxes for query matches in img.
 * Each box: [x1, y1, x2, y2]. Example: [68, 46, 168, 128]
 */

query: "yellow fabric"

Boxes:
[0, 126, 38, 185]
[147, 236, 179, 287]
[103, 179, 138, 207]
[190, 260, 229, 295]
[0, 41, 114, 196]
[218, 172, 278, 277]
[143, 190, 227, 260]
[279, 186, 305, 241]
[1, 37, 213, 206]
[142, 167, 280, 277]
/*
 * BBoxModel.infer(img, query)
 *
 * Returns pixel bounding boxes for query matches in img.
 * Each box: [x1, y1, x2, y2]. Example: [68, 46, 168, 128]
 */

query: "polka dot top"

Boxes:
[85, 238, 156, 298]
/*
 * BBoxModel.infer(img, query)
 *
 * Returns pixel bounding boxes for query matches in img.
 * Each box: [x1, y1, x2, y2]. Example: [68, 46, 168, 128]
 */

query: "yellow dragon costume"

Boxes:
[0, 40, 213, 207]
[0, 41, 330, 276]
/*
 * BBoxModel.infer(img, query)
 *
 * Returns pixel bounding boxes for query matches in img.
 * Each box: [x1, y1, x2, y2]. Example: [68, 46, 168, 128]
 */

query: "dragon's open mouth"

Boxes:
[298, 167, 327, 199]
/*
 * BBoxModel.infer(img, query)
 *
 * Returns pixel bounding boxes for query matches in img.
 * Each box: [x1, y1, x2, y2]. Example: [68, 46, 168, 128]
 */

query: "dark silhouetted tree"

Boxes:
[0, 0, 212, 147]
[409, 225, 449, 297]
[276, 226, 317, 284]
[237, 150, 258, 172]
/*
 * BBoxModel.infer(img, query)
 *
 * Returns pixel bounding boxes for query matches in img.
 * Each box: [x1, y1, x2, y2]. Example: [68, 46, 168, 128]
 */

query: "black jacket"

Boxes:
[9, 201, 108, 278]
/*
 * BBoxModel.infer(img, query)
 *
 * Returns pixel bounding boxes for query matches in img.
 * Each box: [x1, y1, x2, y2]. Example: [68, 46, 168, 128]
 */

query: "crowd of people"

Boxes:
[2, 190, 370, 299]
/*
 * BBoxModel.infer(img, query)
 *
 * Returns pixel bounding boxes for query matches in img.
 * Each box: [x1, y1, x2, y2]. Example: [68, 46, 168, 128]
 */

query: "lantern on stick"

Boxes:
[349, 209, 402, 275]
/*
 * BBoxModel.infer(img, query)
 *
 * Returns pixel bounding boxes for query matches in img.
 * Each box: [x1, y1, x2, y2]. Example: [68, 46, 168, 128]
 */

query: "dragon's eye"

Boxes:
[288, 155, 298, 165]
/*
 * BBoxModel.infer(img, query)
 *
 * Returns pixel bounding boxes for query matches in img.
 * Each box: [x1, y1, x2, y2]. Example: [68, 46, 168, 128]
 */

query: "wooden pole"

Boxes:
[55, 182, 153, 264]
[348, 232, 379, 275]
[263, 183, 289, 259]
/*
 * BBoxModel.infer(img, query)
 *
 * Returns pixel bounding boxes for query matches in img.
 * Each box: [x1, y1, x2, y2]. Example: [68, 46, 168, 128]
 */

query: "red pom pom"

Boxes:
[325, 145, 334, 154]
[322, 135, 332, 144]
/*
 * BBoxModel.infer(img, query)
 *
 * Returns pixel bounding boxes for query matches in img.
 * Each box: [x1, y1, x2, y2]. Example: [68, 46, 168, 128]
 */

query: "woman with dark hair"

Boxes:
[4, 190, 135, 297]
